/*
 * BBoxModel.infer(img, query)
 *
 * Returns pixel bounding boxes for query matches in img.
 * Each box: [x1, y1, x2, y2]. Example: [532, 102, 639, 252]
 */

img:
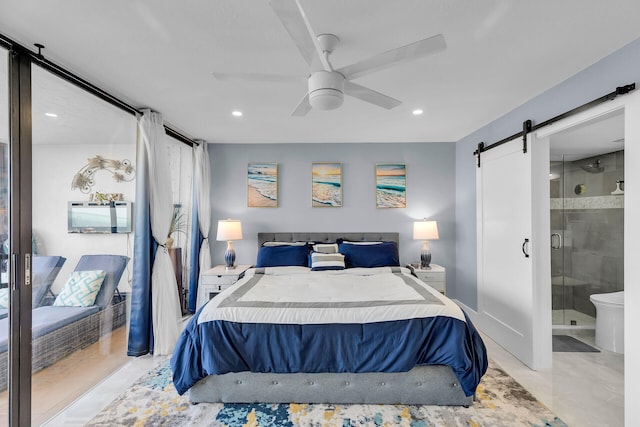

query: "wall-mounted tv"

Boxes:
[68, 201, 133, 234]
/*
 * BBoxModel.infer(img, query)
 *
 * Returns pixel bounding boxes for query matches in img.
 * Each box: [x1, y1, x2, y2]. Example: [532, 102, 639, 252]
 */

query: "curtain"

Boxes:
[188, 184, 202, 313]
[127, 123, 154, 356]
[191, 142, 211, 311]
[139, 110, 182, 355]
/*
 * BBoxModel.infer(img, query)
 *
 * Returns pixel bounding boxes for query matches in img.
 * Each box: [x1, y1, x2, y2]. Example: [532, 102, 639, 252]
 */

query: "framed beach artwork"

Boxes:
[375, 163, 406, 208]
[247, 163, 278, 207]
[312, 162, 342, 207]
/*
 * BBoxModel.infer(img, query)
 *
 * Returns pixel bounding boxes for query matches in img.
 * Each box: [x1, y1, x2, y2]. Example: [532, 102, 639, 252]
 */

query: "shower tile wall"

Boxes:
[550, 150, 624, 318]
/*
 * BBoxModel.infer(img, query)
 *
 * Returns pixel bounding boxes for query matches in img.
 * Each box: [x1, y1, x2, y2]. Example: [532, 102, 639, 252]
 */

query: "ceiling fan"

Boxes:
[213, 0, 447, 116]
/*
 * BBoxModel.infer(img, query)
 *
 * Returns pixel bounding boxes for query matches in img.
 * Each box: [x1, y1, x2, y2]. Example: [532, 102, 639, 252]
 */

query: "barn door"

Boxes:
[476, 137, 536, 368]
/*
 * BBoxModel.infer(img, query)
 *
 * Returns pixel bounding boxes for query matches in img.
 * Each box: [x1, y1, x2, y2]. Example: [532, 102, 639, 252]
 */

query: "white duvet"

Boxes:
[198, 266, 465, 326]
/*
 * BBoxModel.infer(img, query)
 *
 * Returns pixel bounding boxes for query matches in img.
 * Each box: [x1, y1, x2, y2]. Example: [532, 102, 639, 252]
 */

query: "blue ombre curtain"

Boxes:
[127, 123, 155, 356]
[188, 184, 203, 313]
[187, 142, 211, 313]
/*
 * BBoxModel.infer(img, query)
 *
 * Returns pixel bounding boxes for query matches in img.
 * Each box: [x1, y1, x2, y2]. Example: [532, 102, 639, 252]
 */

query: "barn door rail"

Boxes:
[474, 83, 635, 167]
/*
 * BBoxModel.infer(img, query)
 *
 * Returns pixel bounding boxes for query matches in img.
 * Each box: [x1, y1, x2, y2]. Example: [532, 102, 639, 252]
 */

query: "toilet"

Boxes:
[589, 291, 624, 353]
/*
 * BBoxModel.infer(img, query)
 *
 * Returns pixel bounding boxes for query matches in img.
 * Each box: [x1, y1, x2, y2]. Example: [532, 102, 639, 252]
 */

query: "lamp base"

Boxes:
[224, 241, 236, 269]
[420, 251, 432, 269]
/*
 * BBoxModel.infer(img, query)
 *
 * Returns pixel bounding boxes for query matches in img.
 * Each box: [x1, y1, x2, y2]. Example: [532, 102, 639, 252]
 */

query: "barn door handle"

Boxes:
[522, 238, 530, 258]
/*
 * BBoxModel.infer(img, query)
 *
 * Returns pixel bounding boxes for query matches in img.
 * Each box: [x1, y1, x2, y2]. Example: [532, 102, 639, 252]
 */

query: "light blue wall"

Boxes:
[209, 142, 454, 280]
[454, 37, 640, 310]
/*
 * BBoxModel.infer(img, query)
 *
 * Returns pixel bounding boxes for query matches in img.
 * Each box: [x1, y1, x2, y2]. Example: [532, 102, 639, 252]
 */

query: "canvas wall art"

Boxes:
[312, 162, 342, 207]
[375, 163, 406, 208]
[247, 163, 278, 207]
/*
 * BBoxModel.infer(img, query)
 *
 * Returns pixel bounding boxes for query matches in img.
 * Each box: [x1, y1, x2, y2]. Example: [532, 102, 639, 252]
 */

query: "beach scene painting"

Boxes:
[247, 163, 278, 207]
[375, 163, 406, 208]
[312, 162, 342, 207]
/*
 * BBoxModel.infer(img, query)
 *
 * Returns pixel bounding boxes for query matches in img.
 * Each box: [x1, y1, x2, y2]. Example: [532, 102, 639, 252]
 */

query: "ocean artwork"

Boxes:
[376, 163, 406, 208]
[312, 163, 342, 207]
[248, 163, 278, 207]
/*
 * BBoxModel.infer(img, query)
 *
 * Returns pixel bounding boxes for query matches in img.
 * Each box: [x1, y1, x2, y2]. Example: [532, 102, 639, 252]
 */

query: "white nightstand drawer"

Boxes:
[417, 272, 443, 282]
[201, 275, 237, 287]
[198, 265, 251, 308]
[409, 263, 446, 295]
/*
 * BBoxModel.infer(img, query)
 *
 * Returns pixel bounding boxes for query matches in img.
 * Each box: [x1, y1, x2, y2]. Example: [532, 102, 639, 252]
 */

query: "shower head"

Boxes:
[580, 159, 604, 174]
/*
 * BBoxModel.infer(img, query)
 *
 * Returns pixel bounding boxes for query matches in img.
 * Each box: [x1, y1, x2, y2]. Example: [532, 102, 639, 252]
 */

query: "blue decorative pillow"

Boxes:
[310, 252, 345, 271]
[338, 241, 399, 268]
[256, 244, 309, 267]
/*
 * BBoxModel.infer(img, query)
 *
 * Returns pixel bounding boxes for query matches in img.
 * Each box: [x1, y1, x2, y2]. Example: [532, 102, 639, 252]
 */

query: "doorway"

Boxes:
[548, 111, 625, 329]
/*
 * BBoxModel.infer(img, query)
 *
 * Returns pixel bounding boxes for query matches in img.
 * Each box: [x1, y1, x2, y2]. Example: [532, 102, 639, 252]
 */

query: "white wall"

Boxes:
[33, 143, 136, 293]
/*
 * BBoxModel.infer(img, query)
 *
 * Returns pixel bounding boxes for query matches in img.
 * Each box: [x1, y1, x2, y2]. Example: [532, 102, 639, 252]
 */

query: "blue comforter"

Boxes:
[171, 267, 487, 397]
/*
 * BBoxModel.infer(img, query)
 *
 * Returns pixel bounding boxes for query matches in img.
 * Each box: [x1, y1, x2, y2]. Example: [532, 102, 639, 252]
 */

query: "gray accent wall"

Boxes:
[209, 142, 454, 282]
[454, 37, 640, 310]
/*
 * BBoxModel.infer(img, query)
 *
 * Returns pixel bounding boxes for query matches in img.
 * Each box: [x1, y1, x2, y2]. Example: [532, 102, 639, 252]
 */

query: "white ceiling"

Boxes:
[1, 0, 640, 144]
[549, 110, 625, 161]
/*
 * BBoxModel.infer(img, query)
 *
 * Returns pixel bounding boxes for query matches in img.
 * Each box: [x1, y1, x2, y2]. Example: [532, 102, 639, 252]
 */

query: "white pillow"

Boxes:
[312, 243, 338, 253]
[54, 270, 106, 307]
[262, 241, 308, 247]
[341, 241, 383, 245]
[310, 252, 345, 271]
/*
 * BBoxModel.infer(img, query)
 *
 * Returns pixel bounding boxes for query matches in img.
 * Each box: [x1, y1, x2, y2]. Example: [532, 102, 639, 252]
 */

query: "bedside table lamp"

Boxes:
[216, 219, 243, 269]
[413, 219, 439, 269]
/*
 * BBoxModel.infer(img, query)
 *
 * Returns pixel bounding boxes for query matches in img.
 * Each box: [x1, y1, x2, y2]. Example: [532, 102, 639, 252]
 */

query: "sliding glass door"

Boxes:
[29, 63, 137, 424]
[0, 46, 9, 425]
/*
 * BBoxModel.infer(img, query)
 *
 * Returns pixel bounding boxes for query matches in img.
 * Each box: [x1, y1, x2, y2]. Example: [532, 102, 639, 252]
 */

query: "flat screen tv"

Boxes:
[67, 201, 132, 234]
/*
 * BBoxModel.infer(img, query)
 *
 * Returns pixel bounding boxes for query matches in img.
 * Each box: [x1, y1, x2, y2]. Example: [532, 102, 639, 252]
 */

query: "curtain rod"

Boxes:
[1, 33, 198, 147]
[474, 83, 635, 164]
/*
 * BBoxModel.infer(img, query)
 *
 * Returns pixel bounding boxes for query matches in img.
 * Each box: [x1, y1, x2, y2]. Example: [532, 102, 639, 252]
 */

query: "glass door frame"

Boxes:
[7, 45, 34, 427]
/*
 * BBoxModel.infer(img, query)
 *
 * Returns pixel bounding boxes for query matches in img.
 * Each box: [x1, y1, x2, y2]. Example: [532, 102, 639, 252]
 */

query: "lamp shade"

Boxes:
[216, 219, 243, 241]
[413, 220, 439, 240]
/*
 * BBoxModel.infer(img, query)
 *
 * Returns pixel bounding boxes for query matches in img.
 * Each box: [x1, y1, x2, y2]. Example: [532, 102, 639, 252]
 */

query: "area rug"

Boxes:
[552, 335, 600, 352]
[85, 360, 567, 427]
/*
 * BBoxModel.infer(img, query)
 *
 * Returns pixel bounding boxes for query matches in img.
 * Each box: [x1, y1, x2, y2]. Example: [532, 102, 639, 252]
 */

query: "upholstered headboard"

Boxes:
[257, 232, 399, 247]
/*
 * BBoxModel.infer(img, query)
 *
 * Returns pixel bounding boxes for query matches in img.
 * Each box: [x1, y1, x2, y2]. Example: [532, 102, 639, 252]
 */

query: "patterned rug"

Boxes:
[86, 360, 567, 427]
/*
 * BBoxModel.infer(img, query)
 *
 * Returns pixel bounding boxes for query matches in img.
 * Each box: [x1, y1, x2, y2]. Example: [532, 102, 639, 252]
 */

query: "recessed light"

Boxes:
[231, 111, 243, 117]
[45, 112, 58, 117]
[412, 109, 423, 116]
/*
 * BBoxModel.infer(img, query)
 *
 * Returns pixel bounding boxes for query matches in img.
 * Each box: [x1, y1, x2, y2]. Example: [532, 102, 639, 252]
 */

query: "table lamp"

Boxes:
[413, 219, 439, 269]
[216, 219, 243, 269]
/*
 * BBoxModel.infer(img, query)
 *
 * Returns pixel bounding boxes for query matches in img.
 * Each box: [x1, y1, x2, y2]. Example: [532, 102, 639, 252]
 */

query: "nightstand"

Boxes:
[410, 264, 446, 294]
[197, 264, 251, 307]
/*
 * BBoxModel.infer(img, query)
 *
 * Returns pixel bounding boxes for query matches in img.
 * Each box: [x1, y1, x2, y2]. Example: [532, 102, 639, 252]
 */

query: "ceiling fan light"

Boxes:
[309, 88, 344, 110]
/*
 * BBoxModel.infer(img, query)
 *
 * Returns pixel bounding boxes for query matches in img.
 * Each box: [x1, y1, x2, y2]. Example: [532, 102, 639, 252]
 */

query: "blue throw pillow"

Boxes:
[256, 244, 309, 267]
[338, 241, 399, 268]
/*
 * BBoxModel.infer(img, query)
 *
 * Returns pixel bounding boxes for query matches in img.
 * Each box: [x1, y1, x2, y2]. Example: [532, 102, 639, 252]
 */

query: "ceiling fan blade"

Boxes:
[212, 72, 304, 83]
[291, 93, 312, 116]
[337, 34, 446, 80]
[270, 0, 331, 71]
[343, 81, 401, 110]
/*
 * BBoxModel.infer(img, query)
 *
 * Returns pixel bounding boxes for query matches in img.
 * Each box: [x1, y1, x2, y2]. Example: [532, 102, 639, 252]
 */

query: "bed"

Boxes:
[171, 232, 487, 405]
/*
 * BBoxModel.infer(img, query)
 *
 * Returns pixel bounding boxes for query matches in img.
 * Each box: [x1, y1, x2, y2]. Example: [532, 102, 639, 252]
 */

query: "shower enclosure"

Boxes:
[550, 150, 624, 327]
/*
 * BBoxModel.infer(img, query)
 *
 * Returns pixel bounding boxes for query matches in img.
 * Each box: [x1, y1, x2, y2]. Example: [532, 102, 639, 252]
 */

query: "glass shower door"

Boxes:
[551, 150, 624, 327]
[550, 160, 567, 325]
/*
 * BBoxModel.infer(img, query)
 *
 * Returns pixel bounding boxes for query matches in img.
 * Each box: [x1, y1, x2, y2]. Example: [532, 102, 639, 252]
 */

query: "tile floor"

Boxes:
[552, 308, 596, 327]
[1, 323, 622, 426]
